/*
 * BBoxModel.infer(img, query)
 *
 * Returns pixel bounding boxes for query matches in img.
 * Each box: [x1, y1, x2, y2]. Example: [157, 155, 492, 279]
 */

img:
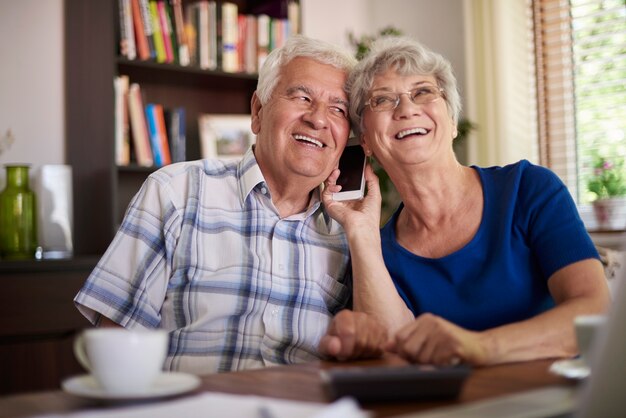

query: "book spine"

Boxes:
[244, 15, 257, 74]
[257, 14, 270, 70]
[119, 0, 137, 60]
[237, 14, 246, 73]
[130, 0, 150, 60]
[207, 1, 218, 70]
[127, 84, 154, 166]
[166, 107, 186, 163]
[164, 0, 179, 64]
[139, 0, 157, 59]
[170, 0, 189, 66]
[198, 1, 210, 69]
[149, 0, 166, 63]
[157, 0, 174, 63]
[184, 3, 198, 66]
[175, 107, 186, 162]
[221, 2, 238, 73]
[114, 75, 131, 166]
[145, 104, 164, 166]
[154, 104, 172, 165]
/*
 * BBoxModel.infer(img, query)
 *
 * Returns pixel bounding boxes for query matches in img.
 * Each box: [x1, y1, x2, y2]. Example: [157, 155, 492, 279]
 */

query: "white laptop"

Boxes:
[393, 266, 626, 418]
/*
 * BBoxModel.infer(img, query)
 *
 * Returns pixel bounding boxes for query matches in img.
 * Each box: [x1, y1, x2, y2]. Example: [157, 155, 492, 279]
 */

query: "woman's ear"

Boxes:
[251, 91, 262, 134]
[452, 119, 458, 139]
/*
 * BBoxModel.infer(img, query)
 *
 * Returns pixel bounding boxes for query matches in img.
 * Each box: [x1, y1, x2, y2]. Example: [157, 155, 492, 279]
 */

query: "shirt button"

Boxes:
[278, 264, 285, 271]
[261, 187, 267, 194]
[272, 308, 279, 316]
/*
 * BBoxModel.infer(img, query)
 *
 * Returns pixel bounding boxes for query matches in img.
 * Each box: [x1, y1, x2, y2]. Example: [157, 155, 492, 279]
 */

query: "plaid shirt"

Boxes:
[74, 148, 350, 375]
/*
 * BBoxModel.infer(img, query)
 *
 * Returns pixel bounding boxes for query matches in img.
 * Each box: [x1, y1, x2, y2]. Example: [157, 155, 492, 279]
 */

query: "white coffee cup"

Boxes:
[73, 328, 168, 394]
[574, 314, 607, 366]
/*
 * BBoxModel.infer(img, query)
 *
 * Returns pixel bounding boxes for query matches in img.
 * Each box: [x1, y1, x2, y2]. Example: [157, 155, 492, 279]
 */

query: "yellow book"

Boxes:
[149, 0, 166, 63]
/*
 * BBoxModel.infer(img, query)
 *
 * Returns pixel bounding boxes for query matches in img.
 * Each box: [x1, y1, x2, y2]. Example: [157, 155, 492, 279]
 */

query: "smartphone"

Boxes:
[333, 138, 366, 201]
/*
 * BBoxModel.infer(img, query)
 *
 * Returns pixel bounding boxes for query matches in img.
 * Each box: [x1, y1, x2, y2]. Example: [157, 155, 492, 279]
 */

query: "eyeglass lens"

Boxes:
[367, 86, 442, 112]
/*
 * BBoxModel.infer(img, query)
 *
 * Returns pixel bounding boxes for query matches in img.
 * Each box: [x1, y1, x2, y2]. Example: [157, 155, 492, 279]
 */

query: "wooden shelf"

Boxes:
[64, 0, 286, 255]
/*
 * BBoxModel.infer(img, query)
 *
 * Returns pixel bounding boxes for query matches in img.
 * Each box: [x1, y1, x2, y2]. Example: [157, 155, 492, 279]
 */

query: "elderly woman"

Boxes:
[322, 36, 610, 366]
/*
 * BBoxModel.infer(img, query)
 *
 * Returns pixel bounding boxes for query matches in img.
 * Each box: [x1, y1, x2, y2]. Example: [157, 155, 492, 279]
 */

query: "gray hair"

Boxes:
[256, 35, 358, 104]
[348, 36, 461, 137]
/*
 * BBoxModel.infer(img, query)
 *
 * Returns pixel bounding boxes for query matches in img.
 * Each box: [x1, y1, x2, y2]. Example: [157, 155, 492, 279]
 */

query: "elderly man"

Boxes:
[74, 35, 386, 375]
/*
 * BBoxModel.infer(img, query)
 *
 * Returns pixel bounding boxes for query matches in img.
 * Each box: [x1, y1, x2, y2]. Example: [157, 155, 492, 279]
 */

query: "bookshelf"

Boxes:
[65, 0, 297, 256]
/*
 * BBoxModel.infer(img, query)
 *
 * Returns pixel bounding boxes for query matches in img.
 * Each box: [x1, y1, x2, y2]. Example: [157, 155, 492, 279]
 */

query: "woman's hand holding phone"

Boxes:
[323, 160, 382, 235]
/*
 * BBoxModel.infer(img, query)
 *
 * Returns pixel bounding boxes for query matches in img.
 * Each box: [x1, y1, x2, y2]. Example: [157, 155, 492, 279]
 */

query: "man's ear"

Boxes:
[360, 133, 372, 157]
[251, 91, 262, 134]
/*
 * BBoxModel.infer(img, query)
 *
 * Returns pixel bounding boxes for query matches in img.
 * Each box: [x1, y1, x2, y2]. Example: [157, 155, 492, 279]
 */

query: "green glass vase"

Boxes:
[0, 164, 38, 260]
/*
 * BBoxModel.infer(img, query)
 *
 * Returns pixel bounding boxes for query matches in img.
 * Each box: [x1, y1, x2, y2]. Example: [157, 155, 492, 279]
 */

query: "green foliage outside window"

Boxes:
[572, 0, 626, 203]
[586, 153, 626, 200]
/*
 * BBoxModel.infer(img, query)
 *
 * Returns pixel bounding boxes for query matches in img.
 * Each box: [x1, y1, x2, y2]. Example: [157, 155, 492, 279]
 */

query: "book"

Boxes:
[154, 104, 172, 165]
[138, 0, 157, 59]
[257, 14, 270, 70]
[170, 0, 190, 66]
[244, 15, 257, 74]
[197, 1, 210, 69]
[184, 2, 198, 66]
[118, 0, 137, 60]
[145, 103, 167, 166]
[164, 107, 186, 163]
[237, 14, 246, 73]
[127, 83, 153, 166]
[114, 75, 131, 166]
[157, 0, 174, 63]
[221, 2, 239, 73]
[130, 0, 150, 60]
[148, 0, 167, 63]
[207, 1, 218, 70]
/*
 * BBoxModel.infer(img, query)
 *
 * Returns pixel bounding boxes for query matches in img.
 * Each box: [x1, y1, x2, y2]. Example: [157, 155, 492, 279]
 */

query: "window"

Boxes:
[532, 0, 625, 203]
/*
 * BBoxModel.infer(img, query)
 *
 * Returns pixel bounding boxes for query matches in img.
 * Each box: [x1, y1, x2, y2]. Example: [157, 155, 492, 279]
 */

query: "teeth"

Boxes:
[294, 134, 323, 147]
[396, 127, 428, 139]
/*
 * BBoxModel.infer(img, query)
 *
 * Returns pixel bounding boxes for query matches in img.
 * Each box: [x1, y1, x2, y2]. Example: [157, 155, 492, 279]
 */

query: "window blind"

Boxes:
[532, 0, 626, 202]
[532, 0, 578, 194]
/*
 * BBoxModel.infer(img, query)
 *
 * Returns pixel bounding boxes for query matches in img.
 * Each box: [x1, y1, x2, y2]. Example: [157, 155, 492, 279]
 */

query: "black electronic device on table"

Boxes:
[322, 364, 471, 403]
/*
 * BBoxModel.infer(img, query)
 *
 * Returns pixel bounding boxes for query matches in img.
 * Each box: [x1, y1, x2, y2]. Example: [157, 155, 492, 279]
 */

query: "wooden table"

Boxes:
[0, 355, 577, 418]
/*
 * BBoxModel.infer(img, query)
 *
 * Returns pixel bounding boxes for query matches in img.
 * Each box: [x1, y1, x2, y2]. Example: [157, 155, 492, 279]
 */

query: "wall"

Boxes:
[302, 0, 466, 107]
[0, 0, 64, 185]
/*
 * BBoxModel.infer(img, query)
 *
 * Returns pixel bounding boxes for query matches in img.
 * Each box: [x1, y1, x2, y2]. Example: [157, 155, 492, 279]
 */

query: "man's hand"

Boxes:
[319, 310, 387, 361]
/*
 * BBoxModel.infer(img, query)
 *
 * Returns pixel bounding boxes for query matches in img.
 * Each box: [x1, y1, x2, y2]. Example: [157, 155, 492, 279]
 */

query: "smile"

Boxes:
[294, 134, 324, 147]
[395, 127, 429, 140]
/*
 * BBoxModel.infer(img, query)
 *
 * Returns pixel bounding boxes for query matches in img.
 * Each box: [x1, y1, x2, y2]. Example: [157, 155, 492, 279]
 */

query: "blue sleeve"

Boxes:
[516, 162, 599, 279]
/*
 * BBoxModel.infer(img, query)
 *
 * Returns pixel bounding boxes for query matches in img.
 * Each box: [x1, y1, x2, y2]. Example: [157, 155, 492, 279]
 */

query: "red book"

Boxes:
[131, 0, 150, 60]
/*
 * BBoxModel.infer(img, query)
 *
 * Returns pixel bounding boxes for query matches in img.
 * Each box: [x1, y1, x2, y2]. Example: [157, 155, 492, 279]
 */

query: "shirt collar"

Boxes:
[237, 147, 324, 219]
[238, 147, 265, 204]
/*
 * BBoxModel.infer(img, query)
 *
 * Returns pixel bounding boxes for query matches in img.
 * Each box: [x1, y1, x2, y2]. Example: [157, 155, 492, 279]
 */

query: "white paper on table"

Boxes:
[35, 393, 370, 418]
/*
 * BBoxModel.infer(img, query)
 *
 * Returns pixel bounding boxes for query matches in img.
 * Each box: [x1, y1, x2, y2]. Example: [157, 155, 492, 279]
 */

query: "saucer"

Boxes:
[549, 358, 590, 380]
[62, 372, 201, 401]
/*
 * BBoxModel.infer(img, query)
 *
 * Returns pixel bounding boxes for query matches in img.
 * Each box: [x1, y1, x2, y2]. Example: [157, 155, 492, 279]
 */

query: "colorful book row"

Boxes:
[114, 75, 186, 167]
[118, 0, 300, 74]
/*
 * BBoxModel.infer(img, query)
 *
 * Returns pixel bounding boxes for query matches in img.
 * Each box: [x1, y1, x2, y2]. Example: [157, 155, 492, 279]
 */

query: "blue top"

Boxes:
[381, 160, 599, 331]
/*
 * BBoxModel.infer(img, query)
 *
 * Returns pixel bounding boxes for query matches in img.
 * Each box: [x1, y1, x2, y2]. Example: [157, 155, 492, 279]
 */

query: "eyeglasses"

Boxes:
[364, 85, 445, 112]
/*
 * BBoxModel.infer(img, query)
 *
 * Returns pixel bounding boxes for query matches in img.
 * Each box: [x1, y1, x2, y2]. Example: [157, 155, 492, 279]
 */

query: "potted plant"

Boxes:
[587, 153, 626, 230]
